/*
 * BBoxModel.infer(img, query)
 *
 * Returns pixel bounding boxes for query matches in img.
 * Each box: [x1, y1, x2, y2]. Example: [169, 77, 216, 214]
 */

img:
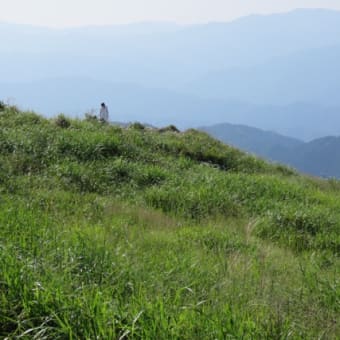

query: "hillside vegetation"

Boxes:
[0, 106, 339, 339]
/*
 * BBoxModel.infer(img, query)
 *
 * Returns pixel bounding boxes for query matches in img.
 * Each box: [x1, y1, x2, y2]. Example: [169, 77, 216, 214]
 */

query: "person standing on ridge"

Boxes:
[99, 102, 109, 122]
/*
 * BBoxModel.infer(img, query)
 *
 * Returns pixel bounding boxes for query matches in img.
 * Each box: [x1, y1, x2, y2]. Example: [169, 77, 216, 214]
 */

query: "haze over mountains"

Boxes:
[2, 9, 340, 140]
[200, 123, 340, 178]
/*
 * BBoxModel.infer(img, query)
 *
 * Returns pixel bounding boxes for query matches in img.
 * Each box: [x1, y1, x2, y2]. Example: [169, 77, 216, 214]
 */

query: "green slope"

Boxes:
[0, 106, 339, 339]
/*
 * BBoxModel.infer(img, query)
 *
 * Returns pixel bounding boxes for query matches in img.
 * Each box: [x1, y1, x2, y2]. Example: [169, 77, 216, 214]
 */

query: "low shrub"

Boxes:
[55, 131, 120, 161]
[158, 125, 180, 133]
[145, 183, 241, 220]
[134, 165, 168, 186]
[129, 122, 145, 130]
[55, 114, 71, 128]
[255, 206, 340, 253]
[84, 112, 98, 122]
[0, 100, 6, 111]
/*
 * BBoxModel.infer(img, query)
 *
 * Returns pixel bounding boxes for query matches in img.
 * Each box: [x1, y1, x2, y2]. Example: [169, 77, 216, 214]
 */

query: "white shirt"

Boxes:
[100, 106, 109, 122]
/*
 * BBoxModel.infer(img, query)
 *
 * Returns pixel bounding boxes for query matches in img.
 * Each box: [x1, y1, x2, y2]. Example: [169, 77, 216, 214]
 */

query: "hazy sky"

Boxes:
[1, 0, 340, 27]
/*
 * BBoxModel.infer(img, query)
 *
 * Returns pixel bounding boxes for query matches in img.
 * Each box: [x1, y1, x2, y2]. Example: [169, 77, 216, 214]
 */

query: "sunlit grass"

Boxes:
[0, 107, 339, 338]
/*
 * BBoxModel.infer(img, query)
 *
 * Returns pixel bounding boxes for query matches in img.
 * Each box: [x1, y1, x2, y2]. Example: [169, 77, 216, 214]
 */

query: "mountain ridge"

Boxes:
[201, 122, 340, 178]
[187, 43, 340, 106]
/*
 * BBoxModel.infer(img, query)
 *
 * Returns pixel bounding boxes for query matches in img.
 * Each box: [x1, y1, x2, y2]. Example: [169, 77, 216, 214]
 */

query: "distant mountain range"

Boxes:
[1, 77, 340, 141]
[2, 9, 340, 140]
[200, 123, 340, 178]
[187, 44, 340, 107]
[2, 9, 340, 87]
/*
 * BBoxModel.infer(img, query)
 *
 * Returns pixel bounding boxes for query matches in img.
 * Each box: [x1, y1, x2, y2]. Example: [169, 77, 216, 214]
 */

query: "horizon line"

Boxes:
[0, 7, 338, 30]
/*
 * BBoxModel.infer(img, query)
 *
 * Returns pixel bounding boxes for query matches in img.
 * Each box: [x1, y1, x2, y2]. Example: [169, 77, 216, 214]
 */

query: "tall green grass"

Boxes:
[0, 108, 339, 338]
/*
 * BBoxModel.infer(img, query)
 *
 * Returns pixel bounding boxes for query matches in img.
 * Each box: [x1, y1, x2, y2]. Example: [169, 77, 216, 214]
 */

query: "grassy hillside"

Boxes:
[0, 105, 339, 339]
